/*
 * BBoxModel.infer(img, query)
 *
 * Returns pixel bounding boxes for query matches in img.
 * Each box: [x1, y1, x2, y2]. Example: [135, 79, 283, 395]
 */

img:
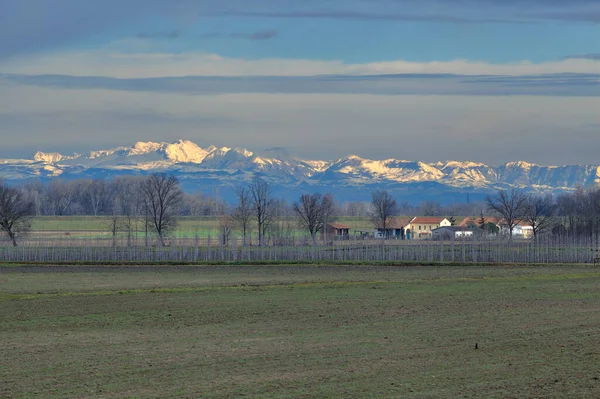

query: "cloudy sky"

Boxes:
[0, 0, 599, 165]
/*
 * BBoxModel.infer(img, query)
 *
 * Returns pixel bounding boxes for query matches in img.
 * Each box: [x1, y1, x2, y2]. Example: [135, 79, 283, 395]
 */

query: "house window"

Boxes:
[419, 226, 422, 230]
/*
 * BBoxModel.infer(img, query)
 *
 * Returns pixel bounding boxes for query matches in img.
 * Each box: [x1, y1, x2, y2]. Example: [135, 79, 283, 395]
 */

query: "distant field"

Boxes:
[29, 216, 376, 239]
[2, 264, 600, 398]
[31, 216, 223, 233]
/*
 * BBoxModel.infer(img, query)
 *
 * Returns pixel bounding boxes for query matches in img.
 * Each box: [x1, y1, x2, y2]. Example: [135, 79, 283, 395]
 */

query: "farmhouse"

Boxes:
[322, 223, 350, 240]
[406, 217, 452, 240]
[432, 226, 474, 240]
[374, 217, 412, 239]
[499, 221, 533, 239]
[459, 216, 533, 238]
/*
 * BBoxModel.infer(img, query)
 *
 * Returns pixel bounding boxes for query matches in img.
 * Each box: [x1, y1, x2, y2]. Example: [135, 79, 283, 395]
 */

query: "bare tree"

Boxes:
[110, 176, 144, 246]
[44, 180, 74, 216]
[232, 187, 253, 246]
[419, 201, 440, 216]
[555, 188, 600, 237]
[344, 201, 368, 217]
[293, 193, 335, 246]
[87, 179, 108, 216]
[105, 194, 128, 248]
[523, 194, 557, 239]
[139, 173, 183, 246]
[219, 214, 235, 246]
[0, 183, 34, 246]
[23, 181, 43, 216]
[249, 178, 275, 246]
[398, 201, 415, 216]
[486, 189, 527, 239]
[370, 190, 397, 236]
[321, 193, 335, 241]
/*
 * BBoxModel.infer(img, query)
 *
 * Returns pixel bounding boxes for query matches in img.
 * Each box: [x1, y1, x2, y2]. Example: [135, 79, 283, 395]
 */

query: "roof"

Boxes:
[328, 223, 350, 230]
[410, 217, 448, 225]
[497, 219, 530, 227]
[459, 216, 502, 227]
[374, 217, 413, 229]
[433, 226, 473, 232]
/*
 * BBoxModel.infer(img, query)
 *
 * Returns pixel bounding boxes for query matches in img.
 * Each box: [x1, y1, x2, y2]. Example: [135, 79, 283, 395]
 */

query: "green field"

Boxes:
[30, 216, 375, 231]
[2, 264, 600, 398]
[28, 216, 376, 240]
[31, 216, 225, 235]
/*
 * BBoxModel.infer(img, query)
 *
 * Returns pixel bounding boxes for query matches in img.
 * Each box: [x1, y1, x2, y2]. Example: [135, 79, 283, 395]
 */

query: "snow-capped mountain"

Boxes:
[33, 139, 214, 168]
[2, 139, 600, 203]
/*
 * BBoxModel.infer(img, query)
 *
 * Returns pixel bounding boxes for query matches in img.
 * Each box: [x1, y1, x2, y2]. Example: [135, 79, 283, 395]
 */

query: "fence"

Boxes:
[1, 234, 599, 264]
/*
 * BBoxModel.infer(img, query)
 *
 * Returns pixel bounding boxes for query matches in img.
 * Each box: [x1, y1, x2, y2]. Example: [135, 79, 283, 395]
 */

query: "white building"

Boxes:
[432, 226, 474, 240]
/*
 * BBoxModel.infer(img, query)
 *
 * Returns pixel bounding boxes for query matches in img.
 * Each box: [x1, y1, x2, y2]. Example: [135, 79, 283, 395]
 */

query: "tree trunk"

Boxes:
[9, 230, 17, 247]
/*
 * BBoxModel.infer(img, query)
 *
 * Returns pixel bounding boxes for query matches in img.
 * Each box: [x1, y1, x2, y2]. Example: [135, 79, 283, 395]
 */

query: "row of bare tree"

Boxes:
[485, 188, 600, 239]
[0, 174, 184, 247]
[555, 188, 600, 237]
[486, 189, 556, 239]
[18, 177, 225, 217]
[16, 176, 487, 219]
[227, 181, 334, 247]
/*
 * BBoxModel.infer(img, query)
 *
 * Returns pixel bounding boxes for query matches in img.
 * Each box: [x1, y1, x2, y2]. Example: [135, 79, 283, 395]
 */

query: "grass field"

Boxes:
[2, 264, 600, 398]
[29, 216, 376, 239]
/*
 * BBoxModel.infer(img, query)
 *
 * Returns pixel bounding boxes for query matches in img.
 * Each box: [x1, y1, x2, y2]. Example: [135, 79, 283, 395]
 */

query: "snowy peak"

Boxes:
[162, 139, 211, 163]
[322, 156, 444, 183]
[505, 161, 535, 169]
[120, 139, 212, 163]
[34, 151, 70, 163]
[200, 146, 252, 169]
[436, 161, 496, 186]
[129, 141, 163, 155]
[33, 139, 218, 168]
[438, 160, 490, 169]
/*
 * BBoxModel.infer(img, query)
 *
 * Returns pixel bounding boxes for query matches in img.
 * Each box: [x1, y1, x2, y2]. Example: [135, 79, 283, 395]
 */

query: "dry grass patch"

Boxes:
[2, 265, 600, 398]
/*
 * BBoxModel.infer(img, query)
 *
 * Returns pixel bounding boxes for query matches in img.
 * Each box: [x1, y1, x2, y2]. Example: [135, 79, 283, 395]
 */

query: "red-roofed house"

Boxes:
[406, 217, 452, 240]
[321, 223, 350, 240]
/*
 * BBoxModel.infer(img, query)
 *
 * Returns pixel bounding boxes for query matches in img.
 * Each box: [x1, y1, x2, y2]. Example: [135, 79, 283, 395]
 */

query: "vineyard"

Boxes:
[1, 217, 599, 264]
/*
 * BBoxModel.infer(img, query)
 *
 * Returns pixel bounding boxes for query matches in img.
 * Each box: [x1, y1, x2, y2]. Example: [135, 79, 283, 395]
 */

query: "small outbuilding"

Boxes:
[374, 217, 413, 239]
[432, 226, 474, 240]
[322, 223, 350, 240]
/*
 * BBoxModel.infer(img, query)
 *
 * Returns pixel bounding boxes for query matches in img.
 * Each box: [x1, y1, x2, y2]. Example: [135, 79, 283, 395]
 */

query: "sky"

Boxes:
[0, 0, 599, 165]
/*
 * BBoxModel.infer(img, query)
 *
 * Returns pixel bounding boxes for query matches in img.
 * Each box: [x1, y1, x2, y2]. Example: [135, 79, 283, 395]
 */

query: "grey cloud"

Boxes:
[246, 29, 278, 40]
[527, 10, 600, 23]
[198, 32, 222, 39]
[3, 72, 600, 97]
[227, 10, 511, 24]
[136, 29, 182, 39]
[0, 0, 149, 57]
[2, 0, 599, 58]
[200, 29, 278, 40]
[0, 109, 234, 129]
[563, 54, 600, 60]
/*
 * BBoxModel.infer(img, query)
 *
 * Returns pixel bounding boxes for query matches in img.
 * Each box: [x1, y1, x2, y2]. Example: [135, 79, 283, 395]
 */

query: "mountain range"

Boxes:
[1, 139, 598, 204]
